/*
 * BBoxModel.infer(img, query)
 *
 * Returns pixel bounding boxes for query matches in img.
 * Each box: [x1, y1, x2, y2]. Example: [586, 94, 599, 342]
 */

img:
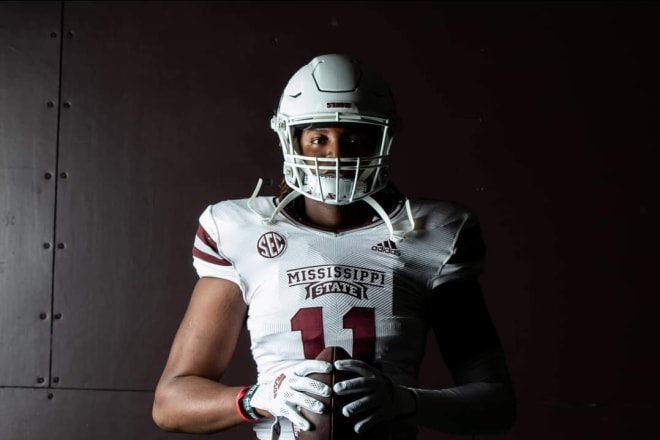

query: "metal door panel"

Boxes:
[0, 387, 253, 439]
[51, 0, 290, 391]
[0, 1, 61, 386]
[39, 1, 660, 438]
[50, 1, 465, 391]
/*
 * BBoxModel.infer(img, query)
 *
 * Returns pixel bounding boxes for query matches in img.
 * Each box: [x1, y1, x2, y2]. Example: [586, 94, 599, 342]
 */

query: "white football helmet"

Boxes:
[271, 54, 398, 205]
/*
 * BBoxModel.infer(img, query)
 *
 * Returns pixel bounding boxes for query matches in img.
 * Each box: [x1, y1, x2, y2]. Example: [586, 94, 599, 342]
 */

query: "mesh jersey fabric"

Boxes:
[192, 195, 485, 440]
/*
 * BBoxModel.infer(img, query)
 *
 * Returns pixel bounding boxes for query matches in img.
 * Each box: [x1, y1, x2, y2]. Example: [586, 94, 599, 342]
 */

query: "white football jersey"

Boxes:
[192, 195, 484, 439]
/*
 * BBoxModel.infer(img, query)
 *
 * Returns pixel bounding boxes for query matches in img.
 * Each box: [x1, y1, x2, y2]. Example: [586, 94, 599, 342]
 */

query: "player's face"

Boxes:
[299, 125, 378, 160]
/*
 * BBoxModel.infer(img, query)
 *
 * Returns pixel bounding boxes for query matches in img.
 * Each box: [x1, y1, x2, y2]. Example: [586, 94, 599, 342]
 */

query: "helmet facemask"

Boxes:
[274, 119, 393, 205]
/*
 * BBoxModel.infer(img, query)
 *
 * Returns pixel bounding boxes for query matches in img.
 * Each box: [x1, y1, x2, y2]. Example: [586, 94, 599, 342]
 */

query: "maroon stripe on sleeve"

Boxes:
[196, 224, 219, 252]
[192, 246, 232, 266]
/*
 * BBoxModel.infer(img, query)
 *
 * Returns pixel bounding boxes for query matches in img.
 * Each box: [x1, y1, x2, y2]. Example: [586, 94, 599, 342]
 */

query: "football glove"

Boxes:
[250, 360, 333, 430]
[333, 359, 417, 433]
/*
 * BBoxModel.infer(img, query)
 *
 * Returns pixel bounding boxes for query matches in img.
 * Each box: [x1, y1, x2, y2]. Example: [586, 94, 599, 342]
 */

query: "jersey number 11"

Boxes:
[291, 306, 375, 361]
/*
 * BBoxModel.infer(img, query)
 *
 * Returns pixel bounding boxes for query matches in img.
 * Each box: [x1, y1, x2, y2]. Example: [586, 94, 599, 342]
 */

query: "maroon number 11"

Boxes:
[291, 306, 375, 361]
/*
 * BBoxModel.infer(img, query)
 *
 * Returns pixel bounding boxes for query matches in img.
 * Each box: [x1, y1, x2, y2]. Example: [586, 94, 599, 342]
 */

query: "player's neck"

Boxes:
[302, 198, 374, 231]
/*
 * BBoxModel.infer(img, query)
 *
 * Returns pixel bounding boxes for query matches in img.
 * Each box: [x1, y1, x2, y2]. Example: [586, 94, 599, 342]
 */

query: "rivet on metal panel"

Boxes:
[54, 313, 62, 320]
[37, 377, 45, 384]
[43, 243, 51, 249]
[50, 32, 58, 38]
[47, 393, 54, 400]
[46, 101, 55, 108]
[57, 243, 65, 249]
[53, 377, 60, 384]
[63, 102, 71, 109]
[44, 172, 53, 179]
[66, 31, 75, 39]
[39, 313, 48, 320]
[59, 172, 68, 179]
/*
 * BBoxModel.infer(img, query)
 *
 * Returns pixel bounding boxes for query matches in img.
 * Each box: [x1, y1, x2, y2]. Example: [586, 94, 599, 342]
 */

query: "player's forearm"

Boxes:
[409, 380, 516, 435]
[406, 349, 516, 434]
[152, 376, 245, 433]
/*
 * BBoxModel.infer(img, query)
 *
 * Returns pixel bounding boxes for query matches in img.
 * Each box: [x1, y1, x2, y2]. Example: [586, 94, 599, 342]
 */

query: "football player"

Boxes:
[153, 54, 516, 439]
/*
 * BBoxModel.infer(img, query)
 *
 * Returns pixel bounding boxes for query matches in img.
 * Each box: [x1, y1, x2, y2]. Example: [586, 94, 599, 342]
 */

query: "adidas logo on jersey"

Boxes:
[371, 240, 401, 256]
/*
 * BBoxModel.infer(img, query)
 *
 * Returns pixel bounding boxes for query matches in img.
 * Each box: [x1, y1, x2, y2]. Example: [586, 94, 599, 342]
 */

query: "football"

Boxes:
[295, 346, 361, 440]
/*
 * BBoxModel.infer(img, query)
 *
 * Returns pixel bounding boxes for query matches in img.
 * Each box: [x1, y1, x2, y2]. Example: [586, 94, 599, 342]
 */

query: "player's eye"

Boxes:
[344, 135, 375, 151]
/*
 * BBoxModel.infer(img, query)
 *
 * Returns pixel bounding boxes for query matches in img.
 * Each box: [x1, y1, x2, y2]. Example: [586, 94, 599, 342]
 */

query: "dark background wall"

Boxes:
[1, 1, 658, 439]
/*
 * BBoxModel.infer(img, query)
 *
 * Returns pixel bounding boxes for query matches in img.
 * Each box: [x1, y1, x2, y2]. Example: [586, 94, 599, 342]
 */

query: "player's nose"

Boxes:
[325, 139, 342, 158]
[327, 138, 360, 159]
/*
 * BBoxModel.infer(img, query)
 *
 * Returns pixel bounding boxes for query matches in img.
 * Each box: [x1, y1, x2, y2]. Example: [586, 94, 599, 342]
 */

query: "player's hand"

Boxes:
[333, 359, 417, 433]
[250, 360, 333, 431]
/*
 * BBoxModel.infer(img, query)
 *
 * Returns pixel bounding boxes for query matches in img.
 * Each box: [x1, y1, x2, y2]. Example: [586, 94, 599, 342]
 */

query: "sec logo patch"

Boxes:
[257, 232, 287, 258]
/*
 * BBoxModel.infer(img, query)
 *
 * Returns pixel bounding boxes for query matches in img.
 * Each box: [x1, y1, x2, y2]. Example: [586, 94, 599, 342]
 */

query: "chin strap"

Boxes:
[248, 178, 301, 224]
[363, 195, 415, 242]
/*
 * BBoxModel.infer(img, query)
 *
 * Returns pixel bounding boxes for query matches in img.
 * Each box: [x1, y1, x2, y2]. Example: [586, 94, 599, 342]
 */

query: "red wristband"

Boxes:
[236, 385, 263, 423]
[235, 386, 255, 423]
